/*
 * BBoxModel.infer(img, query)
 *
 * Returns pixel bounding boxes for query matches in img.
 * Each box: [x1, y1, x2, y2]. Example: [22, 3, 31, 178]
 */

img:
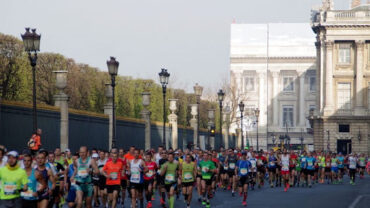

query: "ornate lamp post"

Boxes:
[107, 57, 119, 148]
[21, 28, 41, 132]
[239, 101, 245, 149]
[254, 108, 260, 151]
[194, 83, 203, 147]
[217, 89, 225, 147]
[159, 68, 170, 148]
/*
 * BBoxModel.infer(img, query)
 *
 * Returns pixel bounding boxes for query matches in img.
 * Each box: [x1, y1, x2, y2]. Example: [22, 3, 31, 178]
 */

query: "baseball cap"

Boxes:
[65, 148, 71, 152]
[7, 150, 19, 158]
[92, 153, 99, 158]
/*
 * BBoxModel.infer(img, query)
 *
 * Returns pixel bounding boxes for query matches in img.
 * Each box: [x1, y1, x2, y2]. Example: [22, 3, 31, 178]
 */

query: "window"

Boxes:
[338, 44, 351, 64]
[338, 124, 350, 133]
[309, 76, 316, 92]
[337, 83, 351, 110]
[283, 77, 294, 92]
[244, 77, 255, 92]
[282, 105, 294, 127]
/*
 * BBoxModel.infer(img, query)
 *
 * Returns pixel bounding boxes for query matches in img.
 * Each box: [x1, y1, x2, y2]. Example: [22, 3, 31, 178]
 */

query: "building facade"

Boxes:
[230, 23, 316, 151]
[311, 1, 370, 154]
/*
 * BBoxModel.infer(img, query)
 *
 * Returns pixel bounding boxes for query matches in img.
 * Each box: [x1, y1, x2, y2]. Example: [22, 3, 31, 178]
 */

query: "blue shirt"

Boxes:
[306, 157, 316, 170]
[337, 156, 344, 168]
[236, 159, 251, 176]
[300, 156, 307, 169]
[268, 156, 277, 168]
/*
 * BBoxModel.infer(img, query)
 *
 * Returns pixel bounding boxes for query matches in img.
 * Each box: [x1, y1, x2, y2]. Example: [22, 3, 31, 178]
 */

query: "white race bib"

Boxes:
[229, 163, 235, 169]
[78, 169, 88, 178]
[4, 182, 17, 195]
[110, 172, 118, 180]
[240, 168, 248, 175]
[165, 174, 175, 183]
[184, 172, 193, 180]
[130, 171, 141, 183]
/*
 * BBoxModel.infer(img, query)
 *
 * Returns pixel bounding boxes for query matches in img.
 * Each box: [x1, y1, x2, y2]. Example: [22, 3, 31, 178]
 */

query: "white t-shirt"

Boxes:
[348, 156, 357, 169]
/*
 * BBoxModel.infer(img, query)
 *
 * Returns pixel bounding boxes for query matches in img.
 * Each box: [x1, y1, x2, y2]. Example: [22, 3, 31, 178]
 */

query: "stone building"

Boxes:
[230, 23, 316, 151]
[310, 0, 370, 154]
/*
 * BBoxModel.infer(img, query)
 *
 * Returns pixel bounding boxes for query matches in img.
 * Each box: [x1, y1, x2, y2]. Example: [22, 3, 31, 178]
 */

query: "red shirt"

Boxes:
[144, 161, 157, 180]
[256, 156, 267, 166]
[290, 154, 297, 167]
[103, 160, 123, 185]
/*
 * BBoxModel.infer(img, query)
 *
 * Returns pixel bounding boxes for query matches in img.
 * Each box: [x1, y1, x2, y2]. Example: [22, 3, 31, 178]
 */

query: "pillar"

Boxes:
[236, 128, 241, 149]
[141, 92, 151, 150]
[223, 106, 231, 149]
[324, 40, 334, 116]
[299, 71, 306, 126]
[258, 72, 267, 129]
[190, 104, 198, 148]
[104, 83, 113, 150]
[53, 71, 68, 151]
[168, 99, 178, 150]
[272, 72, 279, 127]
[355, 40, 365, 115]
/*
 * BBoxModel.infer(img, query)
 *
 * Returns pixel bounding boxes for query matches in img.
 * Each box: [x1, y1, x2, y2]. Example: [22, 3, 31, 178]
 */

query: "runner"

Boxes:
[128, 149, 147, 208]
[325, 152, 332, 184]
[97, 151, 108, 208]
[348, 153, 357, 185]
[71, 146, 99, 208]
[358, 153, 366, 179]
[255, 151, 267, 189]
[337, 152, 345, 183]
[35, 150, 55, 208]
[195, 151, 204, 202]
[160, 152, 179, 208]
[267, 151, 277, 188]
[289, 150, 297, 187]
[248, 151, 257, 190]
[21, 153, 39, 208]
[179, 153, 196, 208]
[236, 151, 251, 206]
[48, 151, 66, 208]
[90, 153, 100, 207]
[0, 151, 28, 208]
[144, 151, 157, 208]
[280, 150, 290, 192]
[330, 153, 339, 184]
[299, 152, 307, 187]
[225, 149, 237, 196]
[157, 151, 168, 207]
[198, 152, 216, 208]
[306, 152, 316, 188]
[318, 152, 326, 184]
[102, 151, 123, 208]
[218, 150, 227, 190]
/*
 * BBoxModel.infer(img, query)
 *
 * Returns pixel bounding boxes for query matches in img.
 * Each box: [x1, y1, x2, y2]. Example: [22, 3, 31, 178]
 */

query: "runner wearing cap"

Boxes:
[0, 151, 28, 208]
[236, 151, 251, 206]
[91, 153, 100, 207]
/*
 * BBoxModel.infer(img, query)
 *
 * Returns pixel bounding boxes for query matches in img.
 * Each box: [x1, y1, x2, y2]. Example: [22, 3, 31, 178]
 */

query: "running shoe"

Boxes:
[232, 192, 235, 197]
[242, 201, 247, 206]
[146, 201, 153, 208]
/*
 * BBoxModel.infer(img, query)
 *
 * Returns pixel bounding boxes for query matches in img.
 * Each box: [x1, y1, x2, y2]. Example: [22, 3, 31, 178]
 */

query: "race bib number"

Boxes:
[223, 165, 228, 170]
[282, 164, 289, 171]
[257, 159, 262, 165]
[184, 172, 193, 180]
[202, 166, 209, 173]
[146, 170, 154, 178]
[229, 163, 235, 169]
[4, 182, 17, 195]
[78, 168, 88, 178]
[269, 162, 274, 166]
[308, 161, 313, 166]
[130, 171, 141, 183]
[331, 163, 337, 167]
[165, 174, 175, 183]
[21, 189, 34, 198]
[302, 158, 306, 162]
[110, 172, 118, 180]
[240, 168, 248, 175]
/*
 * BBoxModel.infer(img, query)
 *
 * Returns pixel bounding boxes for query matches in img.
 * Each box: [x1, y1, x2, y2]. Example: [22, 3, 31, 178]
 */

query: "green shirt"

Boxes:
[161, 161, 178, 185]
[182, 162, 195, 183]
[0, 165, 28, 200]
[199, 160, 215, 180]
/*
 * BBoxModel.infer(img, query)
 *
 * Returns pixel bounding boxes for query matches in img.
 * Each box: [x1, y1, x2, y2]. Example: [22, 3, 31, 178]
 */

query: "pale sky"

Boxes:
[1, 0, 349, 92]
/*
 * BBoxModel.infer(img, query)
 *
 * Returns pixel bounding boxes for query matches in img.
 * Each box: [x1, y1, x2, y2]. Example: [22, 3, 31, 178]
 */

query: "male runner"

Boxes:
[236, 151, 251, 206]
[160, 152, 179, 208]
[199, 153, 216, 208]
[180, 153, 197, 208]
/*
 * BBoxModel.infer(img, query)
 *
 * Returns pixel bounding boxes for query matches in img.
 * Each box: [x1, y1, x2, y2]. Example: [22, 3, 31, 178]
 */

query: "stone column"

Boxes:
[53, 71, 68, 151]
[223, 106, 231, 149]
[168, 99, 178, 149]
[272, 72, 279, 127]
[355, 40, 365, 115]
[104, 83, 113, 150]
[258, 72, 267, 129]
[299, 71, 306, 126]
[324, 40, 334, 116]
[141, 92, 151, 150]
[190, 104, 198, 148]
[236, 128, 241, 149]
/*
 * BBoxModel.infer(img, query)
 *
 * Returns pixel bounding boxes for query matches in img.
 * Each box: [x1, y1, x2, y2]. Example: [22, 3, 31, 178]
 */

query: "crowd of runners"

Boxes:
[0, 144, 369, 208]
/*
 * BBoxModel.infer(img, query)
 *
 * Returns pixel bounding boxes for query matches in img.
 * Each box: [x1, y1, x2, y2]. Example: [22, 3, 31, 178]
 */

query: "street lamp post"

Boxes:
[326, 129, 330, 152]
[300, 128, 304, 152]
[271, 133, 276, 148]
[194, 83, 203, 147]
[217, 89, 225, 147]
[239, 101, 245, 149]
[254, 108, 260, 151]
[21, 28, 41, 132]
[159, 69, 170, 149]
[107, 57, 119, 149]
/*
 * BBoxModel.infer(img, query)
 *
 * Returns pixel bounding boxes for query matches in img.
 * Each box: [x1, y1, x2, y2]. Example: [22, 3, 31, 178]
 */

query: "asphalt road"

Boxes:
[64, 174, 370, 208]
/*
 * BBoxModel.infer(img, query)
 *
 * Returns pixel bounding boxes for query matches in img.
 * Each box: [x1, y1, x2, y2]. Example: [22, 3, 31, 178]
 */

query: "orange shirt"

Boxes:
[103, 160, 123, 185]
[31, 134, 41, 150]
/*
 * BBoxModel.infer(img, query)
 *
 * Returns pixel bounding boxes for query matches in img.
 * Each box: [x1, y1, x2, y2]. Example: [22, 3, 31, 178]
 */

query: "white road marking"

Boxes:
[348, 194, 370, 208]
